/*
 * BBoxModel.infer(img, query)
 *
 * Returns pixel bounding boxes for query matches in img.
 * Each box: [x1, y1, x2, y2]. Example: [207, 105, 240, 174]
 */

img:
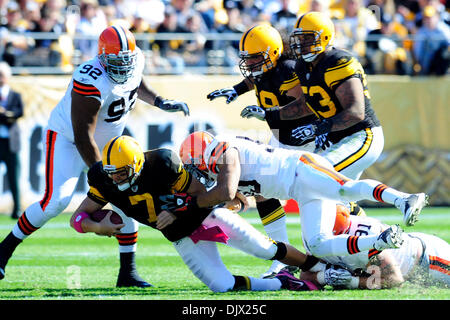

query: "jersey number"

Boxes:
[105, 87, 139, 123]
[302, 86, 337, 119]
[129, 193, 157, 223]
[79, 64, 102, 80]
[256, 90, 280, 109]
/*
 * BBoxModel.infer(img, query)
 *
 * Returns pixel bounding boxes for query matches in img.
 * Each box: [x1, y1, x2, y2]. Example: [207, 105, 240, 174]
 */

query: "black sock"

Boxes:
[119, 252, 137, 275]
[0, 232, 22, 268]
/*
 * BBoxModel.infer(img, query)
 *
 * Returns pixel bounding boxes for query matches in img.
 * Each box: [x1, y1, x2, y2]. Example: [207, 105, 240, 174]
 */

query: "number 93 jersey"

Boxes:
[47, 47, 145, 150]
[295, 47, 380, 144]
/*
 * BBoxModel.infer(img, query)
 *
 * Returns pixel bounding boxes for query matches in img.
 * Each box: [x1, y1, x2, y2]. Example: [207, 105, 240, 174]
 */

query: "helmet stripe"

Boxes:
[295, 13, 306, 28]
[241, 25, 258, 52]
[111, 26, 128, 51]
[106, 136, 121, 165]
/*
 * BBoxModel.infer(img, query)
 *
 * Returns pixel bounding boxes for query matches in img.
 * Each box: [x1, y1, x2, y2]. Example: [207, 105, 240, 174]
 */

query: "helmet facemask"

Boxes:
[99, 49, 137, 84]
[239, 47, 275, 81]
[290, 29, 325, 63]
[103, 156, 142, 191]
[184, 163, 216, 189]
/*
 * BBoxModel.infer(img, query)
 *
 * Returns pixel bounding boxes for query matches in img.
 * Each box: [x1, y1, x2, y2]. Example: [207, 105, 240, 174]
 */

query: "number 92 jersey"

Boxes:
[86, 148, 212, 242]
[295, 47, 380, 144]
[47, 47, 145, 150]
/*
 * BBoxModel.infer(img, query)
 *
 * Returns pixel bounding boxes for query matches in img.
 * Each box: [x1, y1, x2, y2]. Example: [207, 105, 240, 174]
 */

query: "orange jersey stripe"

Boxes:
[72, 87, 101, 97]
[40, 131, 57, 211]
[300, 154, 350, 186]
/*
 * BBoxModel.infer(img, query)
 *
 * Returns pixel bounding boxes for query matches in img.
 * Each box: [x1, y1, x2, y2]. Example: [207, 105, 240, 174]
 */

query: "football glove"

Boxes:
[154, 96, 190, 116]
[324, 265, 354, 289]
[315, 133, 332, 151]
[240, 105, 266, 121]
[159, 193, 199, 214]
[207, 87, 238, 104]
[291, 119, 333, 146]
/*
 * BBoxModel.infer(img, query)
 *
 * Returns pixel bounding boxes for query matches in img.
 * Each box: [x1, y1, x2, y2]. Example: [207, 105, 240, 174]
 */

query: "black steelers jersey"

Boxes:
[254, 57, 317, 145]
[294, 47, 381, 144]
[87, 148, 212, 242]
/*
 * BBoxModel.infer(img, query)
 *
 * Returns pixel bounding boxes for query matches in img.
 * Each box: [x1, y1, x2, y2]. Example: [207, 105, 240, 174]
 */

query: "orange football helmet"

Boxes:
[333, 204, 351, 235]
[179, 131, 216, 188]
[98, 25, 137, 84]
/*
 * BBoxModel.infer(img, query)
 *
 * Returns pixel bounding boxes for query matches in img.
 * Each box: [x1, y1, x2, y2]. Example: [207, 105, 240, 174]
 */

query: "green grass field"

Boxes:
[0, 207, 449, 302]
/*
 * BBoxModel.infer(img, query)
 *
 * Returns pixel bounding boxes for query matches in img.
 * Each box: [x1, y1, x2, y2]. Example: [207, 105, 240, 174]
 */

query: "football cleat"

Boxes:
[396, 193, 428, 226]
[373, 225, 404, 251]
[275, 268, 320, 291]
[261, 262, 299, 279]
[116, 272, 153, 288]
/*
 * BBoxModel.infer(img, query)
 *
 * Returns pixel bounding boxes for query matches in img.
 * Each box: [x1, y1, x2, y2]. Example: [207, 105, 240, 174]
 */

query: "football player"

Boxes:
[256, 11, 384, 181]
[0, 25, 189, 286]
[69, 135, 321, 292]
[300, 206, 450, 289]
[207, 23, 324, 278]
[206, 23, 364, 277]
[175, 131, 429, 261]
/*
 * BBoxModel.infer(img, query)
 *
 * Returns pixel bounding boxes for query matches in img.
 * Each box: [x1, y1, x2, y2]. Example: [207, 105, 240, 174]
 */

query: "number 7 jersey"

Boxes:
[47, 48, 145, 149]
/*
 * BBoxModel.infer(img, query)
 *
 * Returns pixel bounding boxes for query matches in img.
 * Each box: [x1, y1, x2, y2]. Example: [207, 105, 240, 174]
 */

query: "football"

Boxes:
[89, 209, 123, 225]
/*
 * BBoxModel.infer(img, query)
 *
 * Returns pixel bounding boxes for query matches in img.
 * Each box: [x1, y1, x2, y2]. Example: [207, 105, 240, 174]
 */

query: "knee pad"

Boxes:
[304, 233, 330, 258]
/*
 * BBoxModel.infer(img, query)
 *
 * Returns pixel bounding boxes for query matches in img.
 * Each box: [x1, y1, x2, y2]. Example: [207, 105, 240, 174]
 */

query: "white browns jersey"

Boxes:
[319, 215, 423, 279]
[203, 135, 305, 200]
[47, 47, 145, 150]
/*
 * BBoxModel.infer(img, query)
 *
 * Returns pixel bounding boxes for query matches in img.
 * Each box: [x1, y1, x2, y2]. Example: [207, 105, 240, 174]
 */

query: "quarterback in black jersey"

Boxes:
[69, 135, 322, 292]
[264, 11, 385, 181]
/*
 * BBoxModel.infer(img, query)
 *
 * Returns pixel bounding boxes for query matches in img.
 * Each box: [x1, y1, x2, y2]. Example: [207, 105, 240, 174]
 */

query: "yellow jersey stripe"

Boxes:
[88, 186, 107, 204]
[171, 168, 190, 193]
[334, 128, 373, 172]
[279, 76, 300, 94]
[324, 58, 362, 89]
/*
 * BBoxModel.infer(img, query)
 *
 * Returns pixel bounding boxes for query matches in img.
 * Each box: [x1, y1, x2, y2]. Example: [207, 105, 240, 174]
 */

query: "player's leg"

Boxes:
[296, 153, 428, 226]
[113, 205, 151, 288]
[201, 208, 319, 291]
[0, 130, 84, 279]
[299, 199, 403, 258]
[318, 127, 385, 217]
[255, 197, 293, 278]
[173, 236, 283, 292]
[410, 232, 450, 287]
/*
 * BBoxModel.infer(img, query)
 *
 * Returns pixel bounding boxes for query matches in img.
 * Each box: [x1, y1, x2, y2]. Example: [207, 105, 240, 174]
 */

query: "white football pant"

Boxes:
[173, 208, 282, 292]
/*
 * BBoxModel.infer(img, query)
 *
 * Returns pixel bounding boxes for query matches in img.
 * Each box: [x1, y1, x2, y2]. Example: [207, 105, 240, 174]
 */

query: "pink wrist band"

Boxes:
[73, 212, 89, 233]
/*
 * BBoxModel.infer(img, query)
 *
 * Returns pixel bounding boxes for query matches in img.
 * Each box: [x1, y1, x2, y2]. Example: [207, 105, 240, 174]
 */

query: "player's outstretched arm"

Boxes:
[206, 79, 253, 104]
[137, 80, 190, 116]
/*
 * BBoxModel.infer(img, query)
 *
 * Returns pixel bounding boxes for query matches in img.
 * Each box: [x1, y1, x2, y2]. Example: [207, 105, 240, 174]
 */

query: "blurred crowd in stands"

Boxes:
[0, 0, 449, 75]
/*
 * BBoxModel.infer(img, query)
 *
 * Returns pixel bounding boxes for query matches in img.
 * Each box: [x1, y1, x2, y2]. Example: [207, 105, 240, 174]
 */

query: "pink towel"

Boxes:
[189, 225, 229, 244]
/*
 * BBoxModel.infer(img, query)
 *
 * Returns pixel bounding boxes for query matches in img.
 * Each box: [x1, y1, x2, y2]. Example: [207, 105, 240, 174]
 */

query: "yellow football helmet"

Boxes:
[102, 135, 145, 191]
[290, 12, 335, 62]
[239, 23, 283, 80]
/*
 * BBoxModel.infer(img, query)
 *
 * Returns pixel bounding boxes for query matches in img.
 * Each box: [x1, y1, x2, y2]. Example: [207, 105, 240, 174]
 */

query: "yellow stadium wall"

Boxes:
[0, 75, 448, 214]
